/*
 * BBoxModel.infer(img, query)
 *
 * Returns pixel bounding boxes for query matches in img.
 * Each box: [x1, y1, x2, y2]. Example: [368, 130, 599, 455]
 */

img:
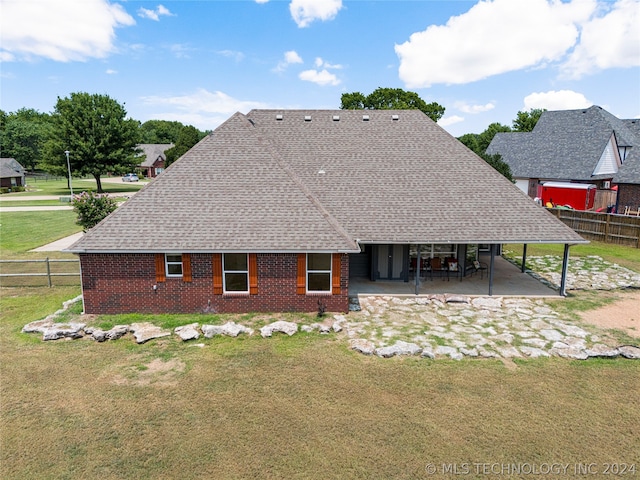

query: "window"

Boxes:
[223, 253, 248, 293]
[307, 253, 332, 293]
[165, 254, 183, 277]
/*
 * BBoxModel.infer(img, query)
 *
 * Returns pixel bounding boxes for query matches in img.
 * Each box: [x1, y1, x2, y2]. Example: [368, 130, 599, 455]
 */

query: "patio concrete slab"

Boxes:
[348, 256, 559, 298]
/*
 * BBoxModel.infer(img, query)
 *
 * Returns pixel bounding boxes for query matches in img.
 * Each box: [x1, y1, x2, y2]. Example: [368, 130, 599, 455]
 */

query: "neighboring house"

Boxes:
[486, 105, 640, 211]
[67, 110, 585, 315]
[0, 158, 26, 189]
[137, 144, 173, 178]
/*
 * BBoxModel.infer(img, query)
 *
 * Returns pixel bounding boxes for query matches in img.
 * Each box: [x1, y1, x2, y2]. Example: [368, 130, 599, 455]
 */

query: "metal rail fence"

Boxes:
[0, 258, 80, 287]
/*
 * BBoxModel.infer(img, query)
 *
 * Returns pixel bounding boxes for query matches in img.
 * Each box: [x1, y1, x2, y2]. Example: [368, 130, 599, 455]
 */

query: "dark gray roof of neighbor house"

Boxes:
[137, 144, 173, 167]
[615, 119, 640, 184]
[0, 158, 25, 178]
[68, 109, 585, 253]
[487, 105, 639, 182]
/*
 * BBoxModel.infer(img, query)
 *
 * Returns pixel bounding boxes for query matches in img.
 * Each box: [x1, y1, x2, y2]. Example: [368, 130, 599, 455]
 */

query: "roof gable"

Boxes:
[592, 134, 621, 176]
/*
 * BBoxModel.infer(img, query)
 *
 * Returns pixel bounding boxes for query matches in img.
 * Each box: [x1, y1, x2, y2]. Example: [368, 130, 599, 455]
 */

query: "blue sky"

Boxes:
[1, 0, 639, 137]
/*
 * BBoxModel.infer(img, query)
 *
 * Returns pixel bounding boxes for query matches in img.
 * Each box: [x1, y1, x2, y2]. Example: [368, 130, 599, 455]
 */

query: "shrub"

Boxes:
[71, 191, 118, 231]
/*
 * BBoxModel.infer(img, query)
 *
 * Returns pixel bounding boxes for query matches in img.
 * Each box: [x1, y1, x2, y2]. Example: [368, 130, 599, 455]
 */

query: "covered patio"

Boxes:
[348, 254, 558, 297]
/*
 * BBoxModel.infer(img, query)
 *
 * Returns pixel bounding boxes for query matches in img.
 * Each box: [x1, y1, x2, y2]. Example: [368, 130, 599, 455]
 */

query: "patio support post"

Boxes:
[521, 244, 528, 273]
[415, 244, 420, 295]
[488, 244, 496, 296]
[560, 243, 570, 296]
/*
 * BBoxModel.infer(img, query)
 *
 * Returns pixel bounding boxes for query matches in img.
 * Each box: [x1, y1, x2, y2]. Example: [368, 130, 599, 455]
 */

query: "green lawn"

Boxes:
[1, 287, 639, 480]
[1, 222, 639, 478]
[16, 176, 148, 196]
[1, 210, 81, 256]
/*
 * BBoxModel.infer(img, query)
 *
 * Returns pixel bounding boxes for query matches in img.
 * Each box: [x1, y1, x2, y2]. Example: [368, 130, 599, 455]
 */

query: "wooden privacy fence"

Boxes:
[549, 208, 640, 248]
[0, 258, 80, 287]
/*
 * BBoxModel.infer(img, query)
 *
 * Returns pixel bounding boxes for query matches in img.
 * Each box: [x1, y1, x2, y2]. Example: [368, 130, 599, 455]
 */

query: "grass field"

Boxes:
[1, 216, 639, 478]
[1, 288, 639, 479]
[19, 176, 148, 196]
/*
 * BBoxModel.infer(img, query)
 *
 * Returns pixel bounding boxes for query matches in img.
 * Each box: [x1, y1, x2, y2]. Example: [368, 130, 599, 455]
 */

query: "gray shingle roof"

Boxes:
[68, 109, 584, 253]
[137, 144, 173, 168]
[0, 158, 24, 178]
[486, 105, 640, 183]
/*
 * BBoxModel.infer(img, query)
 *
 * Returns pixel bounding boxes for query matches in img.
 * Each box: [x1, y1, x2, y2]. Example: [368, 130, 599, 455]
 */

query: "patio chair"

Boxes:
[471, 260, 488, 279]
[429, 257, 447, 281]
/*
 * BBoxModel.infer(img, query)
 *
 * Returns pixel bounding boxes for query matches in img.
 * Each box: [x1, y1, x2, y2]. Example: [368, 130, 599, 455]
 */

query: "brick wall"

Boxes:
[80, 253, 349, 314]
[617, 184, 640, 211]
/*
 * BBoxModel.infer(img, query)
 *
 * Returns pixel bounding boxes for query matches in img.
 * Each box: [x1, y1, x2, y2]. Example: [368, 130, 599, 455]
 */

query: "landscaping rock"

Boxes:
[420, 345, 435, 359]
[260, 320, 298, 338]
[435, 345, 462, 360]
[129, 322, 171, 344]
[618, 345, 640, 359]
[585, 344, 620, 358]
[106, 325, 129, 340]
[375, 341, 422, 358]
[201, 322, 253, 338]
[22, 319, 54, 334]
[445, 294, 470, 304]
[519, 346, 550, 358]
[175, 323, 200, 341]
[471, 297, 503, 310]
[349, 338, 376, 355]
[42, 322, 86, 341]
[539, 329, 565, 342]
[84, 326, 108, 342]
[550, 346, 589, 360]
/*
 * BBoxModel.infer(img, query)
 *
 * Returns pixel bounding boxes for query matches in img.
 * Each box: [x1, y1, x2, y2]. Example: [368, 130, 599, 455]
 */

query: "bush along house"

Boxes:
[66, 110, 586, 314]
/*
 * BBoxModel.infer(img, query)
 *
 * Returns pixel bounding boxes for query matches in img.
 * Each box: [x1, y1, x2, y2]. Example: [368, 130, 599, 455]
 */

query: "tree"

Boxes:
[458, 124, 513, 182]
[480, 152, 513, 182]
[477, 122, 511, 153]
[340, 87, 445, 122]
[71, 191, 118, 231]
[139, 119, 185, 144]
[43, 93, 140, 193]
[164, 125, 206, 167]
[0, 108, 53, 171]
[512, 108, 545, 132]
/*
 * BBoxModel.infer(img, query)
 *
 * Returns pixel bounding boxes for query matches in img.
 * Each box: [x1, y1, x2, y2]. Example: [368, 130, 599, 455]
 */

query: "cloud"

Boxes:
[290, 0, 343, 28]
[138, 5, 174, 21]
[395, 0, 596, 87]
[560, 0, 640, 79]
[169, 44, 194, 59]
[274, 50, 303, 72]
[217, 50, 245, 62]
[454, 101, 495, 114]
[299, 69, 341, 86]
[523, 90, 592, 110]
[139, 88, 272, 129]
[315, 57, 343, 69]
[106, 69, 118, 75]
[438, 115, 465, 127]
[1, 0, 135, 62]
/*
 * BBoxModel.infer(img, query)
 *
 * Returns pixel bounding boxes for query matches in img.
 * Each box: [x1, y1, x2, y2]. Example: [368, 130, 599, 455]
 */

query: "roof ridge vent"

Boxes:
[304, 115, 312, 122]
